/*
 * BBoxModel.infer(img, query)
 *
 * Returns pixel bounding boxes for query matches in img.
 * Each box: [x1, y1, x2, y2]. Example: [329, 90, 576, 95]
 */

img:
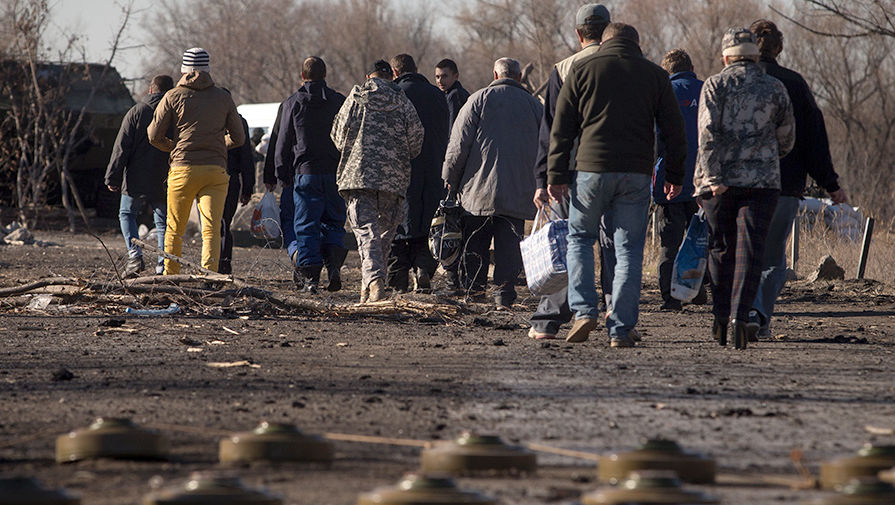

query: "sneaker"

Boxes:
[528, 327, 556, 340]
[566, 317, 599, 343]
[758, 326, 771, 339]
[610, 335, 636, 348]
[660, 299, 682, 311]
[691, 287, 708, 305]
[630, 328, 643, 342]
[123, 256, 144, 278]
[413, 269, 431, 292]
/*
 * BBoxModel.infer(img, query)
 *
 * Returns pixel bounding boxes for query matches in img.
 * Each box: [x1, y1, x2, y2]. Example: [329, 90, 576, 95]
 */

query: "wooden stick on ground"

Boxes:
[0, 277, 83, 297]
[323, 432, 432, 449]
[130, 238, 242, 286]
[526, 442, 601, 462]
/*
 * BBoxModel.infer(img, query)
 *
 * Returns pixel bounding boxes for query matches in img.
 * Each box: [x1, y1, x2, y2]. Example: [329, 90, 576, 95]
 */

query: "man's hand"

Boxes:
[533, 188, 549, 209]
[829, 188, 848, 205]
[664, 182, 682, 200]
[710, 183, 728, 196]
[547, 184, 569, 203]
[107, 185, 119, 192]
[264, 183, 276, 192]
[240, 193, 251, 206]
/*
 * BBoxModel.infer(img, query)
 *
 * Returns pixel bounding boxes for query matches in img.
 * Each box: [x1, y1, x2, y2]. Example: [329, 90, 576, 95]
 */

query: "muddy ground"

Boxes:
[1, 230, 894, 505]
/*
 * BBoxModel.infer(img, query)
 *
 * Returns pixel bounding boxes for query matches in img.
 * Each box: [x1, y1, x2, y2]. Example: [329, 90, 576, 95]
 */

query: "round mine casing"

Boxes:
[807, 479, 895, 505]
[357, 473, 495, 505]
[55, 418, 168, 463]
[219, 421, 333, 464]
[420, 433, 536, 475]
[597, 439, 716, 484]
[0, 477, 80, 505]
[581, 471, 719, 505]
[820, 445, 895, 490]
[142, 472, 282, 505]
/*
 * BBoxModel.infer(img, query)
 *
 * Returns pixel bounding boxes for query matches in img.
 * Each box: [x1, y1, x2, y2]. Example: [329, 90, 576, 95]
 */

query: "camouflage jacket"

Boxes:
[693, 61, 795, 195]
[330, 78, 424, 197]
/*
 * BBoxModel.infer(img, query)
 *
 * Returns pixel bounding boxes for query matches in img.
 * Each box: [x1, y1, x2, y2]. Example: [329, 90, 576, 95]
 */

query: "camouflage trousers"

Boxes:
[345, 189, 405, 290]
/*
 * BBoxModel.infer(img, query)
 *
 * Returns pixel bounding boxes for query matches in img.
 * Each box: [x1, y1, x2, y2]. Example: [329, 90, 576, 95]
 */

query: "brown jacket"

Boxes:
[147, 71, 245, 168]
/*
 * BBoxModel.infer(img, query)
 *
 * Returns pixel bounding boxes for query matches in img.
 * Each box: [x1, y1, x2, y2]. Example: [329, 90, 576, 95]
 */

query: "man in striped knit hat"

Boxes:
[148, 47, 245, 274]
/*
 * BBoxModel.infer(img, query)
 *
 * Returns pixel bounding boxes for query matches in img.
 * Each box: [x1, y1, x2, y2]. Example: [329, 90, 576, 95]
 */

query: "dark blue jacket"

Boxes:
[758, 56, 840, 197]
[445, 80, 470, 129]
[104, 93, 169, 202]
[653, 71, 702, 204]
[227, 116, 255, 195]
[394, 72, 450, 239]
[534, 68, 564, 190]
[274, 80, 345, 180]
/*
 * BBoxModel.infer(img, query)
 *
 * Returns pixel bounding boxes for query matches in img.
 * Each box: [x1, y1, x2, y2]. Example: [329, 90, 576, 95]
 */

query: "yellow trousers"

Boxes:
[164, 164, 230, 274]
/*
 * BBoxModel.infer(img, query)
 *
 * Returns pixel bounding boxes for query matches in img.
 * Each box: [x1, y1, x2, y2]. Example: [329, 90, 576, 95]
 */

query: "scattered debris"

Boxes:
[808, 255, 845, 282]
[336, 342, 349, 347]
[865, 425, 895, 435]
[206, 360, 260, 369]
[100, 318, 126, 327]
[51, 368, 75, 381]
[221, 326, 240, 335]
[178, 336, 201, 346]
[3, 227, 35, 245]
[186, 347, 203, 353]
[125, 303, 181, 316]
[27, 294, 53, 310]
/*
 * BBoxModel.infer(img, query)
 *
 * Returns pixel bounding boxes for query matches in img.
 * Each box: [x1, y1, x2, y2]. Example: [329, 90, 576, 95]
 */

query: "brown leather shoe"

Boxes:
[566, 317, 599, 343]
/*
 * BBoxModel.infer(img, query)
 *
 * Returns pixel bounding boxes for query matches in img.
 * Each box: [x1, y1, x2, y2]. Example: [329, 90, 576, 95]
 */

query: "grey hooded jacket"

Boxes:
[442, 78, 543, 220]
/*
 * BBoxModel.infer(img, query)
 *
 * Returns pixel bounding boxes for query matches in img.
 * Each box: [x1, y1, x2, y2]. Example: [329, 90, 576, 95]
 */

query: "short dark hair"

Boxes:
[302, 56, 326, 81]
[750, 19, 783, 58]
[150, 74, 174, 94]
[390, 54, 417, 76]
[576, 20, 609, 43]
[601, 23, 640, 45]
[661, 49, 693, 75]
[435, 58, 458, 74]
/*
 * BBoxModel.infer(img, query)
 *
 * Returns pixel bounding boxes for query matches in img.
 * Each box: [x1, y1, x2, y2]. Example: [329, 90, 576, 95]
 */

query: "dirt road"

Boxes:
[1, 232, 894, 504]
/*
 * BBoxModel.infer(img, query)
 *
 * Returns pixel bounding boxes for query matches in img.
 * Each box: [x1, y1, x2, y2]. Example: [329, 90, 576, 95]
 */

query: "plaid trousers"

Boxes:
[701, 187, 779, 322]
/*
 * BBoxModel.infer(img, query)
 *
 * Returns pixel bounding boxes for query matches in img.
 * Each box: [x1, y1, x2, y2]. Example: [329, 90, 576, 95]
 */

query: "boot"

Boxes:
[713, 317, 728, 347]
[388, 269, 410, 293]
[291, 251, 305, 290]
[323, 245, 348, 292]
[413, 267, 431, 292]
[732, 319, 748, 350]
[368, 278, 387, 302]
[298, 265, 322, 294]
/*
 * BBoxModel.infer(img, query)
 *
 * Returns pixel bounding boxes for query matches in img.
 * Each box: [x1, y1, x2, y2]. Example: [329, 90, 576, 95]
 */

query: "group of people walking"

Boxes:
[105, 3, 846, 349]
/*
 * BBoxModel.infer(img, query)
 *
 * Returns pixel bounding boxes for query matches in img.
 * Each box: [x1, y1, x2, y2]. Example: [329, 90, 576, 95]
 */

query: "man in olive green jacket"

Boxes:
[148, 47, 245, 274]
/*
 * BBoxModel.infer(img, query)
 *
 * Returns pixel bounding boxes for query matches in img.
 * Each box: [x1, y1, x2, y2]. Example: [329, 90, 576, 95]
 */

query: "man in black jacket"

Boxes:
[105, 74, 174, 277]
[275, 56, 348, 293]
[747, 19, 848, 338]
[388, 53, 450, 292]
[529, 3, 610, 340]
[219, 113, 254, 274]
[548, 23, 687, 347]
[435, 58, 470, 129]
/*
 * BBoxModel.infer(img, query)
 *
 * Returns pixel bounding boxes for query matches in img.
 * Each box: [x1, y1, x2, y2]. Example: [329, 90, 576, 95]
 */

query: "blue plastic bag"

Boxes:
[671, 209, 708, 302]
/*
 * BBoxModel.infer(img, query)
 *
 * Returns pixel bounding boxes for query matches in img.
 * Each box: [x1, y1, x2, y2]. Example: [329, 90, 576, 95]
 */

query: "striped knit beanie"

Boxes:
[181, 47, 210, 73]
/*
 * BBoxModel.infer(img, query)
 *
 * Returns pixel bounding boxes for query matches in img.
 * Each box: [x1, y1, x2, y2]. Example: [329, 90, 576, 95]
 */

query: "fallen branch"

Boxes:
[131, 238, 247, 287]
[0, 277, 83, 297]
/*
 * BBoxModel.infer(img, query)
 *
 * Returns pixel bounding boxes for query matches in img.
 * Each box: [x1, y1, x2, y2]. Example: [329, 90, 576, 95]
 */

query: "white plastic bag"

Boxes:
[671, 209, 708, 302]
[251, 191, 281, 240]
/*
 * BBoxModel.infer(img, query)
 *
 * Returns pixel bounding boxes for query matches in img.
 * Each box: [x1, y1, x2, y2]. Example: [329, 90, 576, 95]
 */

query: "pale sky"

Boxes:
[48, 0, 156, 81]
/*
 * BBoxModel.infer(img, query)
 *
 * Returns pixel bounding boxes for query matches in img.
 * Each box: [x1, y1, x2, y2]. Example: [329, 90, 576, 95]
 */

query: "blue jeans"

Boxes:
[279, 181, 298, 261]
[119, 193, 166, 272]
[293, 173, 346, 267]
[567, 172, 651, 339]
[752, 195, 800, 325]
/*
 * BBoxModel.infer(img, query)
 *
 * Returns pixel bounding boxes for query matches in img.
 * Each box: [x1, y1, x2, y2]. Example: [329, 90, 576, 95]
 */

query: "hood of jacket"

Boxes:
[350, 77, 405, 112]
[144, 92, 165, 108]
[394, 72, 431, 87]
[177, 70, 215, 90]
[597, 37, 644, 59]
[296, 80, 338, 109]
